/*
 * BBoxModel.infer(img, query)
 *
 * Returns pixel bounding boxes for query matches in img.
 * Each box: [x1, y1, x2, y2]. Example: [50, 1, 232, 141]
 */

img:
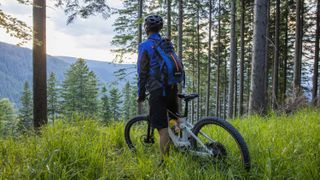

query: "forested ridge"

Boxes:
[0, 41, 135, 107]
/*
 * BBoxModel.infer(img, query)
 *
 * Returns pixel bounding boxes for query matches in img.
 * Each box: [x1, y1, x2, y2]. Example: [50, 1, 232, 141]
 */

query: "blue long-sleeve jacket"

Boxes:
[137, 33, 163, 97]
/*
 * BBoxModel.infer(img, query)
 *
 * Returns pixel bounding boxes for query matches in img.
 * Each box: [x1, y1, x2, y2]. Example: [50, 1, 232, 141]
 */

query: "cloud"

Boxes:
[0, 0, 123, 62]
[50, 8, 116, 36]
[0, 0, 30, 16]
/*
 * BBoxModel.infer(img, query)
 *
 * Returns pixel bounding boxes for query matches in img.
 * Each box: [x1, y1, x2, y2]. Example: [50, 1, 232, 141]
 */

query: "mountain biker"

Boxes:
[137, 15, 179, 162]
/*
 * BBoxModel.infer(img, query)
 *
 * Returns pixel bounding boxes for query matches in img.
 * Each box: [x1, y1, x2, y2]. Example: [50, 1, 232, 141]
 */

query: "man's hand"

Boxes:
[137, 94, 146, 103]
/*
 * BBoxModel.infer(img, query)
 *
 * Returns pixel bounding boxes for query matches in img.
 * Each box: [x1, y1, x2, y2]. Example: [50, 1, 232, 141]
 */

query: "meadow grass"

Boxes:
[0, 108, 319, 179]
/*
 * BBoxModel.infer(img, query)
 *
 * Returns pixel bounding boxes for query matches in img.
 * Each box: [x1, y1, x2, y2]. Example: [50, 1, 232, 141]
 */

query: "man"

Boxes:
[137, 15, 179, 161]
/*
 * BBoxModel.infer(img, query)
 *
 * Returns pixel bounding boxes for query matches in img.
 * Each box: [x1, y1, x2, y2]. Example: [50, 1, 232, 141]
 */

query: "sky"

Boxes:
[0, 0, 129, 62]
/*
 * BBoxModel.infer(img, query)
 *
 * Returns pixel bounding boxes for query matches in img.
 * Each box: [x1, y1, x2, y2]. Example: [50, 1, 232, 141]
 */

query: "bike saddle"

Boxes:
[178, 93, 199, 101]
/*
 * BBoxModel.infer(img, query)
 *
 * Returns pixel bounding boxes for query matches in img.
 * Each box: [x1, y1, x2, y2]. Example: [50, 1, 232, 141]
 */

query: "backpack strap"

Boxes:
[149, 38, 167, 96]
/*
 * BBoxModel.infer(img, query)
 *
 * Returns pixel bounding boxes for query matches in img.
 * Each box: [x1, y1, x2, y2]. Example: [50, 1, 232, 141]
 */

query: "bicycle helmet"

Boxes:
[144, 15, 163, 33]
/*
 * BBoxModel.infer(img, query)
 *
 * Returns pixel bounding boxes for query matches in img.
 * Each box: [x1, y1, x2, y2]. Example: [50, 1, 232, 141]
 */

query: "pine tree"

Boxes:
[112, 0, 142, 62]
[61, 59, 99, 117]
[293, 0, 302, 95]
[130, 81, 139, 116]
[109, 86, 122, 121]
[205, 0, 213, 116]
[239, 0, 245, 116]
[312, 0, 320, 103]
[86, 71, 99, 115]
[249, 0, 268, 115]
[100, 86, 111, 124]
[18, 81, 33, 131]
[227, 0, 237, 118]
[272, 0, 280, 109]
[122, 82, 132, 120]
[0, 98, 16, 136]
[47, 72, 59, 124]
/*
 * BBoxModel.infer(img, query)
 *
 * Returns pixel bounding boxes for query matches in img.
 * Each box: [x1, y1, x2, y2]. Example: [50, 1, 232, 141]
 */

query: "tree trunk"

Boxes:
[191, 17, 196, 122]
[215, 0, 221, 117]
[197, 3, 201, 120]
[239, 0, 245, 116]
[312, 0, 320, 103]
[227, 0, 237, 118]
[234, 74, 237, 117]
[167, 0, 171, 39]
[283, 2, 289, 102]
[206, 0, 213, 116]
[299, 0, 304, 80]
[192, 43, 195, 122]
[224, 55, 227, 119]
[272, 0, 280, 109]
[178, 0, 183, 113]
[264, 0, 270, 107]
[249, 0, 268, 115]
[137, 0, 143, 114]
[293, 0, 302, 95]
[33, 0, 47, 130]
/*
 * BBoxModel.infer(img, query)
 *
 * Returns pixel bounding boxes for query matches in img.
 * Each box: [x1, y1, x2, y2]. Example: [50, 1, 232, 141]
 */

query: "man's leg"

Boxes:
[158, 128, 170, 158]
[149, 89, 170, 160]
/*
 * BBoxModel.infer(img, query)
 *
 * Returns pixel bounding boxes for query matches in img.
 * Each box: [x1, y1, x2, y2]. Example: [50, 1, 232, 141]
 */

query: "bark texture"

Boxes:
[249, 0, 268, 115]
[227, 0, 237, 118]
[33, 0, 47, 129]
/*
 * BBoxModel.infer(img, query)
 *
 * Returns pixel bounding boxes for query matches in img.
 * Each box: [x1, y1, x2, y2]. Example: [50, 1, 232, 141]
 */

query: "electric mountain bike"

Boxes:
[124, 93, 251, 171]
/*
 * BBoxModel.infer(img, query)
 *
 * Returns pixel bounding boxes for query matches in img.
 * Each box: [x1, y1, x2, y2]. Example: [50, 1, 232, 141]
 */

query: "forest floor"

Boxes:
[0, 108, 319, 179]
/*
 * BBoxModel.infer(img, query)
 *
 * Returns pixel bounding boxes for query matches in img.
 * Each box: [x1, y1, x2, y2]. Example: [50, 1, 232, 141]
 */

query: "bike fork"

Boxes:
[145, 121, 155, 144]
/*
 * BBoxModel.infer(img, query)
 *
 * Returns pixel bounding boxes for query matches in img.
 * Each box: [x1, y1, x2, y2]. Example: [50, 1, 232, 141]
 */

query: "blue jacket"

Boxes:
[137, 33, 163, 97]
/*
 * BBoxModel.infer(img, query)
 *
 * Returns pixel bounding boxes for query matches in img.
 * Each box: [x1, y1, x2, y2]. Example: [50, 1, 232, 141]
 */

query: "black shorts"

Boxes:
[149, 85, 179, 130]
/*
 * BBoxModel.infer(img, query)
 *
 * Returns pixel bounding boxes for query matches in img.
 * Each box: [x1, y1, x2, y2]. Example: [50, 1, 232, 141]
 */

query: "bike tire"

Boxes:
[191, 117, 251, 171]
[124, 115, 150, 150]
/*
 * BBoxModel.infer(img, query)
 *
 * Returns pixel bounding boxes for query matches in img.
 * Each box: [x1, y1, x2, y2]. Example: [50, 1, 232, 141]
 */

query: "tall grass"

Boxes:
[0, 108, 319, 179]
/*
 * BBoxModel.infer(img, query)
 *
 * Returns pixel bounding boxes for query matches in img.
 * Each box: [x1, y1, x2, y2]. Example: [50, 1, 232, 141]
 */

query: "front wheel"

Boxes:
[191, 117, 251, 171]
[124, 115, 156, 150]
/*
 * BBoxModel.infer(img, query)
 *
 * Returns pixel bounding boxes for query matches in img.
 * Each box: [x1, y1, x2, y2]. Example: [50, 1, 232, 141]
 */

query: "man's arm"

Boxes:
[137, 44, 150, 101]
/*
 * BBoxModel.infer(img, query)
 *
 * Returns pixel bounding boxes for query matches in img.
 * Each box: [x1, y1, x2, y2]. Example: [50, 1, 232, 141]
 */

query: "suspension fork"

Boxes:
[145, 116, 155, 143]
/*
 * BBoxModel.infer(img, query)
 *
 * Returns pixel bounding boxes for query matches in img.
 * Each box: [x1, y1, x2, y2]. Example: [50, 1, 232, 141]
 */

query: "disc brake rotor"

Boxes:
[206, 142, 227, 159]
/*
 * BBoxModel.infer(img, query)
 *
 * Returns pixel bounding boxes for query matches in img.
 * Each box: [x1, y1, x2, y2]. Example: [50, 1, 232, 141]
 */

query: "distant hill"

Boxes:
[0, 42, 135, 107]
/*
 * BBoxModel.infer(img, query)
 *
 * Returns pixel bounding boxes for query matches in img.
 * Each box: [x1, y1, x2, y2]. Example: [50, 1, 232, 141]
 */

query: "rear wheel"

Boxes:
[191, 117, 250, 171]
[124, 115, 156, 150]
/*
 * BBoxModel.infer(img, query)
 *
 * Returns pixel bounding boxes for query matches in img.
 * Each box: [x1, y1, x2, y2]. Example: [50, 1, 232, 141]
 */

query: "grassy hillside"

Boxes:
[0, 109, 319, 179]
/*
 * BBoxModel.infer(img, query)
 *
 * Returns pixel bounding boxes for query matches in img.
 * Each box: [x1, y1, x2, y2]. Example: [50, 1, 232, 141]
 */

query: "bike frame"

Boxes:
[144, 98, 216, 158]
[167, 112, 214, 157]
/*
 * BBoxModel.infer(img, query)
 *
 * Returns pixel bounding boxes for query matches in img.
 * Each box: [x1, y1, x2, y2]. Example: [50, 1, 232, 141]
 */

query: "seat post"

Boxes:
[184, 100, 189, 117]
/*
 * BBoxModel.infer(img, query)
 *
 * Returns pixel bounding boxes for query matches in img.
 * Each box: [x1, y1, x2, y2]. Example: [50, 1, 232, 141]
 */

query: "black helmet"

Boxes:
[144, 15, 163, 33]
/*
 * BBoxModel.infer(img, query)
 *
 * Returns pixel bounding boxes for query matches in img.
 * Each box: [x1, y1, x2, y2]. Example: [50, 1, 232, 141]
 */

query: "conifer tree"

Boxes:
[100, 86, 111, 124]
[122, 82, 132, 120]
[130, 82, 139, 116]
[0, 98, 16, 135]
[109, 86, 122, 121]
[112, 0, 142, 62]
[18, 81, 33, 131]
[86, 71, 99, 115]
[47, 72, 59, 124]
[61, 59, 99, 117]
